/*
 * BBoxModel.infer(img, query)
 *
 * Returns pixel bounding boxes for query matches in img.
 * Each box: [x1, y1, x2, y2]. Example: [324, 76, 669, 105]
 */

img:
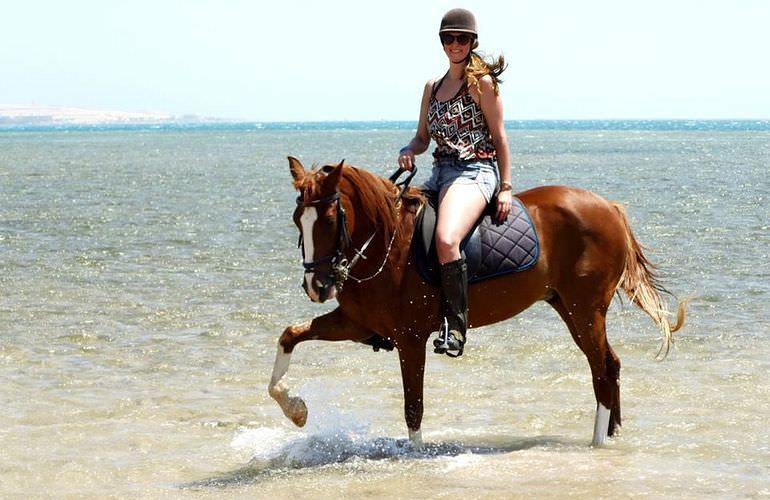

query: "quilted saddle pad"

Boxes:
[413, 195, 540, 286]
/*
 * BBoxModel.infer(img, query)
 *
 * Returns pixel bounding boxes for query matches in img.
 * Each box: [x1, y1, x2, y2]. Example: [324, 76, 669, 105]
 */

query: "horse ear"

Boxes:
[321, 159, 344, 189]
[288, 156, 305, 183]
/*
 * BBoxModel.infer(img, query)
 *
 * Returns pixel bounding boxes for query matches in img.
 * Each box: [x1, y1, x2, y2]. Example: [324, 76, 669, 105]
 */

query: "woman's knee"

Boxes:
[435, 230, 461, 256]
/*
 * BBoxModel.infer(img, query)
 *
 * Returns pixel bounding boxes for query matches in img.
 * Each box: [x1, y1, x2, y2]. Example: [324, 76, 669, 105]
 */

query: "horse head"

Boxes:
[289, 156, 350, 303]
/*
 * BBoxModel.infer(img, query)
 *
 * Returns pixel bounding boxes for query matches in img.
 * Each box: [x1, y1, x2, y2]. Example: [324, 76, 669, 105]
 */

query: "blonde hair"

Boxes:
[465, 47, 507, 95]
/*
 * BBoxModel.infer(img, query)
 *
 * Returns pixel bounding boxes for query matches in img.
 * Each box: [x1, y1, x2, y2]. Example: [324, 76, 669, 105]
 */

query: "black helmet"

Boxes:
[439, 8, 477, 36]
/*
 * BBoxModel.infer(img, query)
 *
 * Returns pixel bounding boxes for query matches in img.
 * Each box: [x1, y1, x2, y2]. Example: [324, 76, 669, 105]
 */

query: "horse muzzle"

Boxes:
[302, 271, 338, 303]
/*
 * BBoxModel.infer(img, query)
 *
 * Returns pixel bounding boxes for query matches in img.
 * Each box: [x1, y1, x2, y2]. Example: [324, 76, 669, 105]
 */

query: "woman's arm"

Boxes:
[475, 75, 512, 222]
[398, 79, 434, 171]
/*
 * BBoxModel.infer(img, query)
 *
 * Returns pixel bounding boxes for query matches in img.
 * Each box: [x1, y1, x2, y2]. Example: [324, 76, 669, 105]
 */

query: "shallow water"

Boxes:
[1, 125, 769, 497]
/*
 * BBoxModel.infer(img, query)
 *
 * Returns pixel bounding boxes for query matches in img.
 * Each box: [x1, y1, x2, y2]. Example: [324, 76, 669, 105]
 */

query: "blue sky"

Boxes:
[2, 0, 769, 121]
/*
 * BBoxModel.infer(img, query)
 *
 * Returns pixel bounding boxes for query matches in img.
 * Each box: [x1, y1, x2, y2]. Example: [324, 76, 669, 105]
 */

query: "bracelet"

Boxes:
[500, 181, 513, 191]
[399, 146, 412, 156]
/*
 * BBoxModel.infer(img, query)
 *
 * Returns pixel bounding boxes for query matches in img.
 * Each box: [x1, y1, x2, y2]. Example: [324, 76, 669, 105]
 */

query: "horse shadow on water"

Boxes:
[181, 425, 579, 490]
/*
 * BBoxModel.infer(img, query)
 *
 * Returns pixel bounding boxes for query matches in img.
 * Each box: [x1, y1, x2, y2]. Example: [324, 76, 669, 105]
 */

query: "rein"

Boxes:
[298, 167, 416, 291]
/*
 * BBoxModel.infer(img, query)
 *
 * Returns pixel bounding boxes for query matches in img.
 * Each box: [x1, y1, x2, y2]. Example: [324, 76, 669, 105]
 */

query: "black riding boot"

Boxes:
[433, 257, 468, 357]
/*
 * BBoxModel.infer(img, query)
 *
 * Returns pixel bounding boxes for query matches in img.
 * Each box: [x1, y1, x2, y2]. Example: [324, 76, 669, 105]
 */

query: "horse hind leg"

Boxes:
[549, 294, 621, 446]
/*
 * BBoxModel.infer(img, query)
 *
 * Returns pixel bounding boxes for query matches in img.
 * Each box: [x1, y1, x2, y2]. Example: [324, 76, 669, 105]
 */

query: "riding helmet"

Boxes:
[439, 8, 477, 36]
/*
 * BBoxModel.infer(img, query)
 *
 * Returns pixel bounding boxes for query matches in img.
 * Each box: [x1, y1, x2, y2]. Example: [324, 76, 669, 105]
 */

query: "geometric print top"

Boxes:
[427, 75, 497, 162]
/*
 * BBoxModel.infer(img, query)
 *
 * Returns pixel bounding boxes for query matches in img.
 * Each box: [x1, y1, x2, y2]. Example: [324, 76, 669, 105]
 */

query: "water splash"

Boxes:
[231, 425, 422, 469]
[231, 395, 423, 470]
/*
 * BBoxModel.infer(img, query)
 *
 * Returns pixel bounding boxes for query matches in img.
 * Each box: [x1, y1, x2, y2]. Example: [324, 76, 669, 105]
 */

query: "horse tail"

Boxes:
[612, 202, 687, 359]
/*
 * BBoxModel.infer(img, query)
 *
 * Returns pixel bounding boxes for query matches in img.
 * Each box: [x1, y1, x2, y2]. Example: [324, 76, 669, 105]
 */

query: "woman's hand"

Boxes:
[397, 147, 415, 171]
[496, 189, 513, 223]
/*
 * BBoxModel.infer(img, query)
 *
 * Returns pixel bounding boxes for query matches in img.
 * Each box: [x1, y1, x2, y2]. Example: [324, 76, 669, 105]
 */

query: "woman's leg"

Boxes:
[433, 183, 488, 356]
[435, 183, 488, 264]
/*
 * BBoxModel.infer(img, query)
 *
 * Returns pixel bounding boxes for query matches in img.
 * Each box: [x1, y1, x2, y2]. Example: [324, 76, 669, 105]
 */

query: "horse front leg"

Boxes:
[396, 335, 427, 446]
[268, 321, 311, 427]
[268, 307, 375, 427]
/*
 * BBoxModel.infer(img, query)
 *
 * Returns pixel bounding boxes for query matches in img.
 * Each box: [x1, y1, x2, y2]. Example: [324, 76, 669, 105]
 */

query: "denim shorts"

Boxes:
[423, 158, 500, 203]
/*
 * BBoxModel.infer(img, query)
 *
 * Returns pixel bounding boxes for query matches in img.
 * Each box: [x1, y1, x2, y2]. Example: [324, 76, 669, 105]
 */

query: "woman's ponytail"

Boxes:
[466, 52, 507, 95]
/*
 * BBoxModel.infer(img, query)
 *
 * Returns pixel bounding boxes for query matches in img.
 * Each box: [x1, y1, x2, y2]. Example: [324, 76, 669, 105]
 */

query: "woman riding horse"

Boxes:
[398, 8, 510, 357]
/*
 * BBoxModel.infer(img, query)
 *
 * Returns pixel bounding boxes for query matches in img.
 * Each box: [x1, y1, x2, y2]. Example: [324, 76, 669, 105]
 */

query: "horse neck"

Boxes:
[341, 172, 396, 239]
[340, 172, 417, 272]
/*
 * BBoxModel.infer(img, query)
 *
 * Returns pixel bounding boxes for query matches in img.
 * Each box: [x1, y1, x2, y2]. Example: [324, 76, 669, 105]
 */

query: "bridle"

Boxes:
[297, 190, 351, 286]
[296, 189, 387, 291]
[296, 167, 415, 291]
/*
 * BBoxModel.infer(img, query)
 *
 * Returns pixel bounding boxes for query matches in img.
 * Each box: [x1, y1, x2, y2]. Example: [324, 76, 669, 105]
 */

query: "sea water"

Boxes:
[1, 121, 769, 497]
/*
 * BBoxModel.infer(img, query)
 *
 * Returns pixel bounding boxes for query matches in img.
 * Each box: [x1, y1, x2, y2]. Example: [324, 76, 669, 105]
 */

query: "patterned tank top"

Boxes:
[427, 75, 496, 162]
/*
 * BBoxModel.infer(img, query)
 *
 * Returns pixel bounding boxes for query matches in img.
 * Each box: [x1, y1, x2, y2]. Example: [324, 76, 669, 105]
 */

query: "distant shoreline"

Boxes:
[0, 104, 222, 126]
[2, 105, 769, 131]
[3, 103, 769, 132]
[2, 119, 769, 132]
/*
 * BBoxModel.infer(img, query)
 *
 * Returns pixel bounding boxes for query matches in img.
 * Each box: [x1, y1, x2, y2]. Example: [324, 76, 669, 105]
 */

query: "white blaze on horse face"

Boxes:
[300, 207, 320, 301]
[592, 403, 611, 446]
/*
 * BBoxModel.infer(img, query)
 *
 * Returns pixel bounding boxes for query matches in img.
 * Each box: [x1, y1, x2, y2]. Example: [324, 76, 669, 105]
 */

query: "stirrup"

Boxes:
[433, 317, 465, 358]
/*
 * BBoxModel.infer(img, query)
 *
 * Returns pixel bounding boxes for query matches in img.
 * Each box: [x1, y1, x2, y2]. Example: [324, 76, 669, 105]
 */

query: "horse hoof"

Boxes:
[288, 396, 308, 427]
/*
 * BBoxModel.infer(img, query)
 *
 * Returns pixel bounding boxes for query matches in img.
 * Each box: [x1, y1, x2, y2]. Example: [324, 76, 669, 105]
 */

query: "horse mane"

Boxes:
[337, 165, 422, 244]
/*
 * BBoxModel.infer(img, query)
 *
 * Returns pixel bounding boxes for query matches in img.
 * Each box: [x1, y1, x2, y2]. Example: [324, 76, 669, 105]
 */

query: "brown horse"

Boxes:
[269, 156, 686, 446]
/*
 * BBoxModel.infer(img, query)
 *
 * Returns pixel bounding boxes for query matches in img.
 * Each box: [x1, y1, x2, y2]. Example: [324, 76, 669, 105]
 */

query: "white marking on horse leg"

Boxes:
[269, 346, 290, 391]
[299, 207, 319, 301]
[592, 403, 611, 447]
[268, 344, 308, 427]
[409, 429, 423, 447]
[267, 345, 291, 409]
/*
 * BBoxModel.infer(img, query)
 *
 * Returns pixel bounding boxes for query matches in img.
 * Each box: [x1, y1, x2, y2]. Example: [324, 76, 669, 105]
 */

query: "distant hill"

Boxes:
[0, 104, 219, 125]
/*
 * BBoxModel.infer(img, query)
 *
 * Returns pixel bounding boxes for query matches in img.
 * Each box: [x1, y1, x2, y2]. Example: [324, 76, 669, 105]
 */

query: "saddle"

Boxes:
[413, 193, 539, 286]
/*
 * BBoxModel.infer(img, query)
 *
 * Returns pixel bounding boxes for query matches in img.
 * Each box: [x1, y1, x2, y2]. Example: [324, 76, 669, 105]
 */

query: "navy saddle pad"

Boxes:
[413, 195, 540, 286]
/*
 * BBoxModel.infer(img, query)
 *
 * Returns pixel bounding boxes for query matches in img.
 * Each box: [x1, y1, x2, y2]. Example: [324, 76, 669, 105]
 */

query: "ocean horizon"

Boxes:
[1, 118, 770, 132]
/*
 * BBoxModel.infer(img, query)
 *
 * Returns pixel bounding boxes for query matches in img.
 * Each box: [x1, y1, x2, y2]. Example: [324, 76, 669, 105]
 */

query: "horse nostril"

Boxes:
[318, 282, 335, 301]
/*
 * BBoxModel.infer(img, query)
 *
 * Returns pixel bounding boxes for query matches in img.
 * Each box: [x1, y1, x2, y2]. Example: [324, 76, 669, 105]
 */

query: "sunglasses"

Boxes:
[440, 33, 474, 46]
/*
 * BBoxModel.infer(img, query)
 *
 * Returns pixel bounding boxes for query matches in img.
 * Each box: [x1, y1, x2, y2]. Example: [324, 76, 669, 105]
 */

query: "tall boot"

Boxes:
[433, 257, 468, 357]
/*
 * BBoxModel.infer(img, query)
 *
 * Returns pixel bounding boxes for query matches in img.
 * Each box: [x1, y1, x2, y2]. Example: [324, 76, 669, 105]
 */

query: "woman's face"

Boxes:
[440, 31, 473, 64]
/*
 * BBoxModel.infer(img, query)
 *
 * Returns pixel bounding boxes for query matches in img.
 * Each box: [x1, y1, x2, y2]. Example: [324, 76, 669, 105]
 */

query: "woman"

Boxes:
[398, 8, 512, 357]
